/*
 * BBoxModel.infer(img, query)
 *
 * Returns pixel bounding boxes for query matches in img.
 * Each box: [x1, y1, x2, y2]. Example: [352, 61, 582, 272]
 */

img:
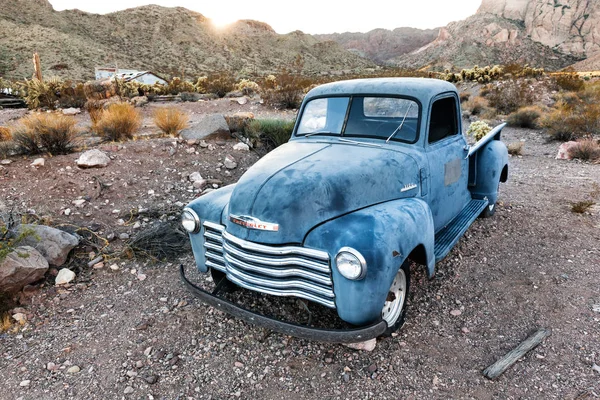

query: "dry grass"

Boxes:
[463, 96, 487, 116]
[0, 126, 11, 142]
[11, 113, 79, 155]
[541, 105, 600, 141]
[507, 106, 544, 129]
[92, 103, 141, 142]
[571, 200, 596, 214]
[567, 139, 600, 161]
[487, 80, 535, 114]
[0, 313, 12, 332]
[507, 141, 525, 156]
[153, 107, 189, 136]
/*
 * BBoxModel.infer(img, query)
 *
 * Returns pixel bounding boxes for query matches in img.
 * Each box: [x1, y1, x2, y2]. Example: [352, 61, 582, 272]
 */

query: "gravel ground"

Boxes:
[1, 118, 599, 399]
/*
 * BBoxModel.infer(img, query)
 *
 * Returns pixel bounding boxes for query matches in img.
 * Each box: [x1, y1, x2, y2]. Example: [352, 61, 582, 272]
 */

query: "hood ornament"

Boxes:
[229, 214, 279, 231]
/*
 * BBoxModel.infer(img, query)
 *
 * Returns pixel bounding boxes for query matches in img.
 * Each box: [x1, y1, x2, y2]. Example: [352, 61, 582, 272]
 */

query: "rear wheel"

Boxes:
[381, 261, 411, 336]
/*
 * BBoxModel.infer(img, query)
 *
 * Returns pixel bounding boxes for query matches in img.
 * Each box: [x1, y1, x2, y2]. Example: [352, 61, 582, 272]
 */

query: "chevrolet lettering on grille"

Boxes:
[229, 214, 279, 231]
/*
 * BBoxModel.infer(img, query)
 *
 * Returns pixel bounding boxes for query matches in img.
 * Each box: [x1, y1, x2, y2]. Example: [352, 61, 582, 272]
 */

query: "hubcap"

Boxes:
[381, 269, 407, 325]
[488, 204, 495, 212]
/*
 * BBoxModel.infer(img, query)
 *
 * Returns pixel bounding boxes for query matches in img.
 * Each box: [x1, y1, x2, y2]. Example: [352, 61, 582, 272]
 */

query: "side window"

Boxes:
[428, 97, 458, 144]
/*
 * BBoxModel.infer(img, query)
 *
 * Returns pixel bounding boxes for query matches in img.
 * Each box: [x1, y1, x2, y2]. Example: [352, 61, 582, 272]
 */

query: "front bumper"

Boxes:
[180, 264, 387, 343]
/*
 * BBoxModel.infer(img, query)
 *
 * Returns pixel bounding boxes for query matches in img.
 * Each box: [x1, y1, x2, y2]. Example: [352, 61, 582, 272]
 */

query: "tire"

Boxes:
[210, 268, 238, 293]
[479, 202, 496, 218]
[381, 261, 411, 336]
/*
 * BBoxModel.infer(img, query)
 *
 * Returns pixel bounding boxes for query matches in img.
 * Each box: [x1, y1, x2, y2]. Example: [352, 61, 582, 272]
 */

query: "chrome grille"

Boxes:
[202, 221, 335, 308]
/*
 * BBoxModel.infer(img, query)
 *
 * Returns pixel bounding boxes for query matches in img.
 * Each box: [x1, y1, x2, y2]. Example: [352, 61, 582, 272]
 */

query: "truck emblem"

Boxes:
[400, 183, 417, 192]
[229, 214, 279, 231]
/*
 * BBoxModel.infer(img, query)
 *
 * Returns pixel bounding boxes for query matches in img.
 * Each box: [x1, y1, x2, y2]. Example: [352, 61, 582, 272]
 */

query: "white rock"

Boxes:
[62, 107, 81, 116]
[67, 365, 80, 373]
[188, 172, 203, 182]
[133, 222, 141, 229]
[119, 233, 129, 240]
[1, 159, 12, 165]
[343, 338, 377, 352]
[64, 208, 71, 216]
[12, 312, 27, 324]
[31, 158, 45, 167]
[124, 386, 134, 394]
[55, 268, 76, 285]
[72, 199, 86, 207]
[109, 264, 120, 271]
[237, 97, 248, 105]
[556, 141, 578, 160]
[224, 155, 237, 170]
[192, 179, 207, 189]
[233, 142, 250, 151]
[19, 380, 30, 387]
[76, 149, 110, 168]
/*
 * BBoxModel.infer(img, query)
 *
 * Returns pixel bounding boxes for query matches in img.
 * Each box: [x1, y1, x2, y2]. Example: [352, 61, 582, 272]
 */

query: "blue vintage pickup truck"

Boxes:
[180, 78, 508, 342]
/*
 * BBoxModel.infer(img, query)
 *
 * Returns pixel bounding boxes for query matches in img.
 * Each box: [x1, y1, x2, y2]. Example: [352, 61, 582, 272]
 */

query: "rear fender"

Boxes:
[304, 198, 435, 326]
[469, 140, 508, 206]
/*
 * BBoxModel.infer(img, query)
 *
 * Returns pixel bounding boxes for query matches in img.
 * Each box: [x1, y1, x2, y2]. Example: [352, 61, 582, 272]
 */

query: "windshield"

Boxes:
[296, 96, 420, 143]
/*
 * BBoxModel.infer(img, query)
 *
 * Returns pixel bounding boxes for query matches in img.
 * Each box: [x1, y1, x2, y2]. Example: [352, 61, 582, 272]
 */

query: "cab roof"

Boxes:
[304, 78, 458, 104]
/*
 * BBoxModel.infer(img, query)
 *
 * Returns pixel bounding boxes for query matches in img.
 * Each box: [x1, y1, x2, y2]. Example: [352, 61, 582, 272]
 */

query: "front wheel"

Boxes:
[480, 202, 496, 218]
[381, 261, 411, 336]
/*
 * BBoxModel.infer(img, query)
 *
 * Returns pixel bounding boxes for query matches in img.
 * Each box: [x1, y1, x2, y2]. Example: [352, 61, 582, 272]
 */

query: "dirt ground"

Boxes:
[0, 101, 599, 400]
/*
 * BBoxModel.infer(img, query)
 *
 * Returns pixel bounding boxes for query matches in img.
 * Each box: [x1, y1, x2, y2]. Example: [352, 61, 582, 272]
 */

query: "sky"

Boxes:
[48, 0, 482, 34]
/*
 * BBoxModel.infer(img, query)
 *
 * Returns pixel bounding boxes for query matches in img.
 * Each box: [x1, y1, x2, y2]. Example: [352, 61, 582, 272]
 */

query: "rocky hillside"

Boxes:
[0, 0, 373, 81]
[315, 28, 438, 65]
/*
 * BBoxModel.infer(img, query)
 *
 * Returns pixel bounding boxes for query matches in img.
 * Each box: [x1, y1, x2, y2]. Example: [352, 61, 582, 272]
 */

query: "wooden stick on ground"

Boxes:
[483, 328, 551, 380]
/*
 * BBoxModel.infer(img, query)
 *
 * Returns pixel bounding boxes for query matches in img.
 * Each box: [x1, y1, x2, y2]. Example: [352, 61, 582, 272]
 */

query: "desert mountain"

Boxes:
[0, 0, 374, 81]
[314, 28, 439, 65]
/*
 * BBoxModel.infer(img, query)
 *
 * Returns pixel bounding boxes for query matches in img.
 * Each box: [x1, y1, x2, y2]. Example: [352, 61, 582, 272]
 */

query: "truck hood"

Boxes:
[226, 141, 420, 244]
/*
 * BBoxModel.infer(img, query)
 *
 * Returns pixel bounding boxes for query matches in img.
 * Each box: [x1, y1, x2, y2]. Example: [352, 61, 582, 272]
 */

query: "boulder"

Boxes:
[556, 141, 578, 160]
[77, 149, 111, 168]
[180, 114, 230, 141]
[0, 246, 49, 294]
[17, 224, 79, 266]
[130, 96, 148, 107]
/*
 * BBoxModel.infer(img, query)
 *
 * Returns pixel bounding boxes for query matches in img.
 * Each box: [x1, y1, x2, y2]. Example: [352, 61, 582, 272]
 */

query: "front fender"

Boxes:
[304, 198, 435, 326]
[186, 184, 236, 272]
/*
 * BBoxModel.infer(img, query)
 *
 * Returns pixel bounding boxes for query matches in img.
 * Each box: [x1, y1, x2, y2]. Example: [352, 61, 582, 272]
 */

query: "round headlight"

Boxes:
[335, 247, 367, 280]
[181, 208, 200, 233]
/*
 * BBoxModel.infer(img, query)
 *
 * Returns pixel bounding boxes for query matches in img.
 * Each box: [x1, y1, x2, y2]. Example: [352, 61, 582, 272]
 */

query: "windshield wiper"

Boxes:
[303, 131, 336, 137]
[386, 103, 413, 144]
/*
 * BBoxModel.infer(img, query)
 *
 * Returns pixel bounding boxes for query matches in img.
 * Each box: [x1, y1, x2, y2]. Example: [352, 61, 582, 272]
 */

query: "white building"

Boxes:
[94, 67, 167, 85]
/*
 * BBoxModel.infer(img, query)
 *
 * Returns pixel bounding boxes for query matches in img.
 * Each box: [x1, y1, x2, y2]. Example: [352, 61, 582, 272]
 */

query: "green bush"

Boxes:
[246, 119, 295, 150]
[467, 121, 492, 141]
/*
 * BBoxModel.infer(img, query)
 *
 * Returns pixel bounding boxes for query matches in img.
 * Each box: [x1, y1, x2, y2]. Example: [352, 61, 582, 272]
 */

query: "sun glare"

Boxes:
[209, 14, 238, 29]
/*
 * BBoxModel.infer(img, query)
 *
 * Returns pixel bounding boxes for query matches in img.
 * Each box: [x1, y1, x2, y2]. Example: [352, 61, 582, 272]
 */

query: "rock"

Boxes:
[64, 208, 71, 216]
[109, 264, 120, 271]
[31, 158, 45, 167]
[47, 362, 59, 371]
[343, 338, 377, 352]
[224, 112, 255, 133]
[188, 172, 203, 182]
[144, 374, 158, 384]
[180, 114, 230, 141]
[192, 179, 207, 189]
[450, 309, 462, 316]
[0, 246, 48, 294]
[199, 140, 209, 148]
[76, 149, 111, 168]
[17, 224, 79, 267]
[119, 233, 129, 240]
[223, 155, 237, 170]
[55, 268, 76, 285]
[67, 365, 80, 374]
[234, 361, 244, 368]
[237, 97, 248, 105]
[19, 380, 30, 387]
[1, 159, 11, 165]
[130, 96, 148, 107]
[72, 199, 86, 207]
[556, 141, 579, 160]
[124, 386, 134, 394]
[233, 142, 250, 152]
[62, 107, 81, 115]
[12, 312, 26, 324]
[132, 222, 141, 229]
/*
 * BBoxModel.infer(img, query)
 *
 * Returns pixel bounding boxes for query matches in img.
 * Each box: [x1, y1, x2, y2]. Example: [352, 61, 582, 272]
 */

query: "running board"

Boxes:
[434, 199, 489, 262]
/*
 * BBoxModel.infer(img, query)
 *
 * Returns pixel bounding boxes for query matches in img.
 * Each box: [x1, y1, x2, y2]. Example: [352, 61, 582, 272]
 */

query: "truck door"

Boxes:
[425, 94, 471, 231]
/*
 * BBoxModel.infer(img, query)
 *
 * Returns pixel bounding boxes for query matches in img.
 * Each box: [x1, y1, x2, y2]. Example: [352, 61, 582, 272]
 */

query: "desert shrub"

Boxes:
[179, 92, 201, 102]
[19, 77, 61, 109]
[153, 107, 189, 136]
[0, 128, 14, 158]
[540, 102, 600, 141]
[246, 119, 295, 150]
[194, 76, 208, 94]
[507, 141, 524, 156]
[117, 80, 144, 98]
[554, 68, 585, 92]
[467, 121, 492, 141]
[487, 80, 535, 114]
[506, 106, 544, 128]
[567, 139, 600, 161]
[11, 113, 79, 155]
[0, 127, 11, 142]
[92, 103, 141, 141]
[463, 96, 487, 116]
[165, 77, 195, 95]
[261, 72, 310, 109]
[571, 200, 596, 213]
[459, 92, 470, 103]
[56, 81, 87, 108]
[236, 79, 260, 96]
[205, 72, 236, 98]
[225, 113, 255, 134]
[503, 64, 545, 78]
[83, 79, 118, 100]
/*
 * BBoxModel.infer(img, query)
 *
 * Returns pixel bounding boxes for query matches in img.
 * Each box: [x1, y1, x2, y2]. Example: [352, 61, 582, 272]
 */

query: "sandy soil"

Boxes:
[0, 103, 599, 399]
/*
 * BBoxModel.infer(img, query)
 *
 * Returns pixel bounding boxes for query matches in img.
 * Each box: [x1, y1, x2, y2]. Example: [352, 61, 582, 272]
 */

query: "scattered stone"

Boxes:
[64, 208, 71, 216]
[124, 386, 134, 394]
[556, 141, 578, 160]
[237, 97, 248, 105]
[47, 362, 59, 371]
[17, 224, 80, 267]
[109, 264, 120, 271]
[180, 114, 230, 141]
[144, 347, 153, 357]
[461, 327, 470, 333]
[224, 155, 237, 170]
[343, 338, 377, 352]
[76, 149, 111, 168]
[137, 273, 146, 281]
[144, 374, 158, 384]
[368, 364, 378, 373]
[67, 365, 80, 374]
[234, 361, 244, 368]
[19, 380, 30, 387]
[62, 107, 81, 115]
[12, 312, 26, 324]
[106, 233, 116, 241]
[0, 246, 49, 294]
[233, 142, 250, 151]
[1, 159, 11, 165]
[92, 262, 104, 269]
[188, 172, 203, 182]
[135, 360, 143, 369]
[72, 199, 86, 207]
[31, 158, 45, 167]
[187, 139, 198, 146]
[87, 256, 103, 267]
[55, 268, 76, 285]
[130, 96, 148, 107]
[126, 370, 137, 378]
[119, 233, 130, 240]
[199, 140, 209, 148]
[133, 221, 141, 229]
[193, 179, 207, 189]
[450, 309, 462, 316]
